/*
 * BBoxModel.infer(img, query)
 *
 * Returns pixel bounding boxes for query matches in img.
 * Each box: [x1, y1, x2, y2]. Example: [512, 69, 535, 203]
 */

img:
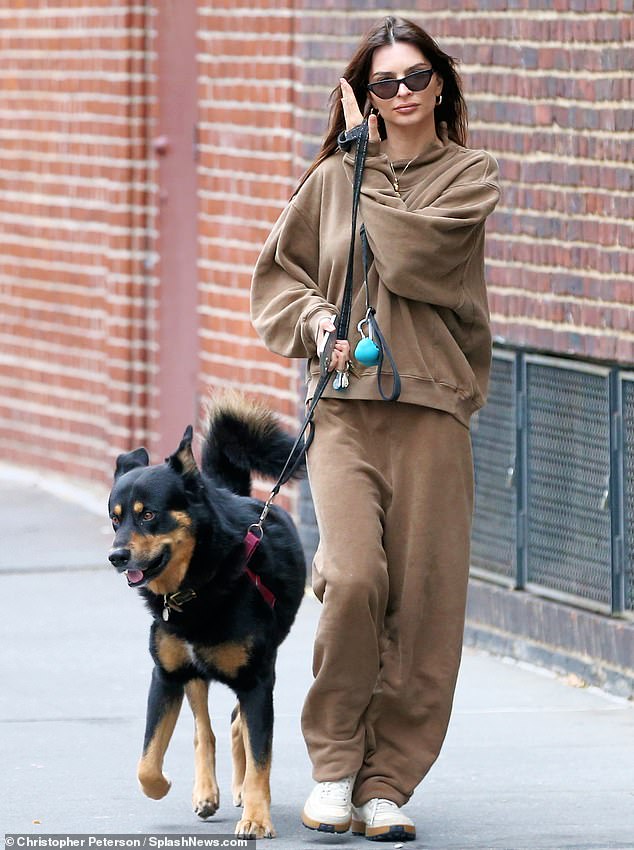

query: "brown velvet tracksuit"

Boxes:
[250, 135, 500, 807]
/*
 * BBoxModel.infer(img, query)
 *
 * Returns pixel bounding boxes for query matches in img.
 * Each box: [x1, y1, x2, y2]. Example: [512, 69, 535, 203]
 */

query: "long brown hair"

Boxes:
[297, 16, 467, 191]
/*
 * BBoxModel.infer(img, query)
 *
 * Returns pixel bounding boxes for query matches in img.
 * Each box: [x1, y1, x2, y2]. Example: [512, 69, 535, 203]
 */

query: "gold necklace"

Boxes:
[388, 157, 416, 196]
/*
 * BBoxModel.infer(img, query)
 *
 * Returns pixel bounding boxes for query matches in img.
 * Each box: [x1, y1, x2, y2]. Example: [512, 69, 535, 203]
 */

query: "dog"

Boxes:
[107, 393, 306, 838]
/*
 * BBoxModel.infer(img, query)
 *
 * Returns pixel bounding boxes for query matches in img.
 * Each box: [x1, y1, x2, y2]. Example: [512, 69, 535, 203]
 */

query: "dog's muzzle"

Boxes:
[109, 548, 131, 571]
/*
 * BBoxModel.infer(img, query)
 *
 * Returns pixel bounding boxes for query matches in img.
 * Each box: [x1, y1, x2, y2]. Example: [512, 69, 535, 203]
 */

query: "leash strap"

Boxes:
[336, 122, 370, 341]
[163, 125, 395, 619]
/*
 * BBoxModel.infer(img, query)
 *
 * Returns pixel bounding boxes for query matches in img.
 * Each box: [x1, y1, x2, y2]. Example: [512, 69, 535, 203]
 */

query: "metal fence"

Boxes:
[471, 349, 634, 617]
[619, 372, 634, 611]
[470, 350, 516, 580]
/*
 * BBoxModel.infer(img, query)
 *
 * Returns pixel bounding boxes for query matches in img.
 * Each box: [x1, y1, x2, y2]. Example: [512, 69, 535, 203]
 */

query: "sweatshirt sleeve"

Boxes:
[250, 192, 336, 359]
[346, 148, 500, 310]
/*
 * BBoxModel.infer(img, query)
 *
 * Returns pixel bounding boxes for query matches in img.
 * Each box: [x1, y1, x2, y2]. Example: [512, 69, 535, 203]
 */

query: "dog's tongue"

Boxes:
[127, 569, 144, 585]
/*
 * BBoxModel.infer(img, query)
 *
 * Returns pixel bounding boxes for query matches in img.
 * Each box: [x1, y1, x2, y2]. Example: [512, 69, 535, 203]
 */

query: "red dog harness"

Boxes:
[243, 527, 276, 609]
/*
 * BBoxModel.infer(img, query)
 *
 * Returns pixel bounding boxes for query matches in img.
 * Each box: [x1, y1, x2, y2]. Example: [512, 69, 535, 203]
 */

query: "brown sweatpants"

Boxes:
[301, 398, 474, 807]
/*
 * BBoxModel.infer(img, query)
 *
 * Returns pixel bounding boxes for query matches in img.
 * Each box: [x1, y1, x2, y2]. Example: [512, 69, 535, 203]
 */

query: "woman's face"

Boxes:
[367, 41, 443, 135]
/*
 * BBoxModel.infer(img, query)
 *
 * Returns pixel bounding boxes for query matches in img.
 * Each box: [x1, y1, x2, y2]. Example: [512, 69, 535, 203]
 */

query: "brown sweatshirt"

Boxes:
[250, 137, 500, 426]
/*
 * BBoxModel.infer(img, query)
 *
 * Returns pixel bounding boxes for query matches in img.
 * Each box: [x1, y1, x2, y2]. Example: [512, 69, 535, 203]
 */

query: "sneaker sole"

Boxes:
[352, 819, 417, 841]
[351, 818, 365, 835]
[301, 812, 351, 834]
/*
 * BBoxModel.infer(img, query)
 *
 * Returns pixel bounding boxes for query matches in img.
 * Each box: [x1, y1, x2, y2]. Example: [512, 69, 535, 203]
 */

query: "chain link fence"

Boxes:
[472, 349, 633, 617]
[621, 373, 634, 611]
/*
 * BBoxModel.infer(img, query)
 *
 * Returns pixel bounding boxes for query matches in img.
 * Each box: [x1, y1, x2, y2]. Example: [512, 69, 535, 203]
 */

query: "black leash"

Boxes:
[163, 123, 399, 616]
[336, 121, 370, 341]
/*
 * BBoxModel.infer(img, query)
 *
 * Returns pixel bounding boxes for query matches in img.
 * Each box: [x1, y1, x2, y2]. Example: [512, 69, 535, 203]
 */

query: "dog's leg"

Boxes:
[185, 678, 220, 819]
[235, 679, 275, 839]
[137, 666, 184, 800]
[231, 703, 246, 807]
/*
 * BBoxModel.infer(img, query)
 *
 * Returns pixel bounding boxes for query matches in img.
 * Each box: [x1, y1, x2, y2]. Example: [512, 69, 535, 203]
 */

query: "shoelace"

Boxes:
[320, 776, 354, 803]
[369, 798, 399, 820]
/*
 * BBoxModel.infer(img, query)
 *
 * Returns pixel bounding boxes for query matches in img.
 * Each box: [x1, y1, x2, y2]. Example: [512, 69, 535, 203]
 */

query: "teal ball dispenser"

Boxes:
[355, 336, 380, 365]
[354, 316, 381, 366]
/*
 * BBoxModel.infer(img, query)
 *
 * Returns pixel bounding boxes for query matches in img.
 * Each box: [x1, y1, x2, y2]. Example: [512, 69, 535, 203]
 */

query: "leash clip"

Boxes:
[246, 522, 264, 541]
[243, 491, 274, 556]
[256, 491, 276, 531]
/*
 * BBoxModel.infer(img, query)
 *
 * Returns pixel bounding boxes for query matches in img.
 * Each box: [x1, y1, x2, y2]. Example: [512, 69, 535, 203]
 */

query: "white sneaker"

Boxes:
[301, 774, 356, 833]
[351, 798, 416, 841]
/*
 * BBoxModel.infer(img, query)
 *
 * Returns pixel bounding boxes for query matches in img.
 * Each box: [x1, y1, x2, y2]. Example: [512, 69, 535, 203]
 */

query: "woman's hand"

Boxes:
[340, 78, 380, 143]
[317, 316, 350, 372]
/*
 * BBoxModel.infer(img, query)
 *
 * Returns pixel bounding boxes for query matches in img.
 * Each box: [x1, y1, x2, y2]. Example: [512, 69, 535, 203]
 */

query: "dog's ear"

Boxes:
[167, 425, 200, 479]
[114, 447, 150, 480]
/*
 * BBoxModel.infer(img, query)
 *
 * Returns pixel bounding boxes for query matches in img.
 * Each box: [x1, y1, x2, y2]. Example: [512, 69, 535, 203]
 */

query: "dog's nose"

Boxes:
[109, 548, 131, 570]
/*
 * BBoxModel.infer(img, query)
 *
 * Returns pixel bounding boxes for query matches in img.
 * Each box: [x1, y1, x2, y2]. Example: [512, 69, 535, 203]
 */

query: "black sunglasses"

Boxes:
[367, 68, 434, 100]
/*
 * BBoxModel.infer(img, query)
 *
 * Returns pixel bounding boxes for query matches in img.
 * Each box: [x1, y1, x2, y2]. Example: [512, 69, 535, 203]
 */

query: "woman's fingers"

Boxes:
[316, 315, 351, 372]
[340, 78, 363, 131]
[368, 112, 380, 143]
[341, 79, 381, 142]
[335, 340, 351, 358]
[329, 340, 351, 372]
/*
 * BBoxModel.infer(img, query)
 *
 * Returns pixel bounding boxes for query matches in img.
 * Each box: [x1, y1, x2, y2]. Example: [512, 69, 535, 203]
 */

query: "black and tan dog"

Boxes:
[108, 393, 306, 838]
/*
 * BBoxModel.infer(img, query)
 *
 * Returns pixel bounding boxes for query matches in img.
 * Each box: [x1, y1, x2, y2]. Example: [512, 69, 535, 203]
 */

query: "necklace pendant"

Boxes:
[393, 178, 400, 195]
[162, 596, 170, 621]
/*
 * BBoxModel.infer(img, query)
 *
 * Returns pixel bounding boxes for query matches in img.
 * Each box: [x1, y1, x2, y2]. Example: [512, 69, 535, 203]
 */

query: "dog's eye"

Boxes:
[111, 515, 120, 527]
[141, 511, 155, 522]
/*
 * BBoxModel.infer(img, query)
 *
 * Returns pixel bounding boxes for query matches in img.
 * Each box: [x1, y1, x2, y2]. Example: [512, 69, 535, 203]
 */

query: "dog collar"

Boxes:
[162, 588, 197, 621]
[161, 529, 275, 622]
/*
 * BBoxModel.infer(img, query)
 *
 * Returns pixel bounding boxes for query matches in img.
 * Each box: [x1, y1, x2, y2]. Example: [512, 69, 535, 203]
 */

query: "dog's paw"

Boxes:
[138, 772, 171, 800]
[235, 817, 276, 839]
[193, 787, 220, 820]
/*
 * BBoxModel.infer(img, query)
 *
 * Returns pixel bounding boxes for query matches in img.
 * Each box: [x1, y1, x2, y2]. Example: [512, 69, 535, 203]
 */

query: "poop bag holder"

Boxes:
[354, 327, 381, 365]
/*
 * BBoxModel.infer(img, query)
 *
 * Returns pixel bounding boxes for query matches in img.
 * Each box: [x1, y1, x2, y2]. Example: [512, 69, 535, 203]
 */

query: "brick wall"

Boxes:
[0, 0, 632, 488]
[196, 1, 299, 431]
[288, 1, 634, 363]
[0, 1, 157, 482]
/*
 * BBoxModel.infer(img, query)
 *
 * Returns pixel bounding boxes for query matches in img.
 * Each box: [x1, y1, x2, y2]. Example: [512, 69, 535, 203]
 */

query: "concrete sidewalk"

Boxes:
[1, 470, 634, 849]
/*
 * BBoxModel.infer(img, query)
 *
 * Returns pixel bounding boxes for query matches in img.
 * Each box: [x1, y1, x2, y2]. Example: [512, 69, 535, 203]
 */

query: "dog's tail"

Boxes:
[201, 390, 306, 497]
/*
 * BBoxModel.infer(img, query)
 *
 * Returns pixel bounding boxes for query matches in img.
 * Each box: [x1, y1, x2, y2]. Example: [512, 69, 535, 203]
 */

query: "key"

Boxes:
[333, 368, 349, 391]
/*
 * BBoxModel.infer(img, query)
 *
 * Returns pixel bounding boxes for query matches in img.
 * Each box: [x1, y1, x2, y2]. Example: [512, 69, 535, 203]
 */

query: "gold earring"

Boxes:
[435, 95, 443, 106]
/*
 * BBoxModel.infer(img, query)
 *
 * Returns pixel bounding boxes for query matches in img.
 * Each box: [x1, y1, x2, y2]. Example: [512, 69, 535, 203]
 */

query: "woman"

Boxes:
[251, 16, 500, 842]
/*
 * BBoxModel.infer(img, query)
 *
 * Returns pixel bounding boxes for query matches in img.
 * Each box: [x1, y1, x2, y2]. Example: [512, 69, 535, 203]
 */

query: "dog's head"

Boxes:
[108, 426, 203, 595]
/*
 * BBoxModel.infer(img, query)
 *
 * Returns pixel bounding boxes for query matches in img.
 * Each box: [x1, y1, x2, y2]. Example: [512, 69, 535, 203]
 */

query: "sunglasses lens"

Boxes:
[407, 70, 432, 91]
[371, 80, 399, 99]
